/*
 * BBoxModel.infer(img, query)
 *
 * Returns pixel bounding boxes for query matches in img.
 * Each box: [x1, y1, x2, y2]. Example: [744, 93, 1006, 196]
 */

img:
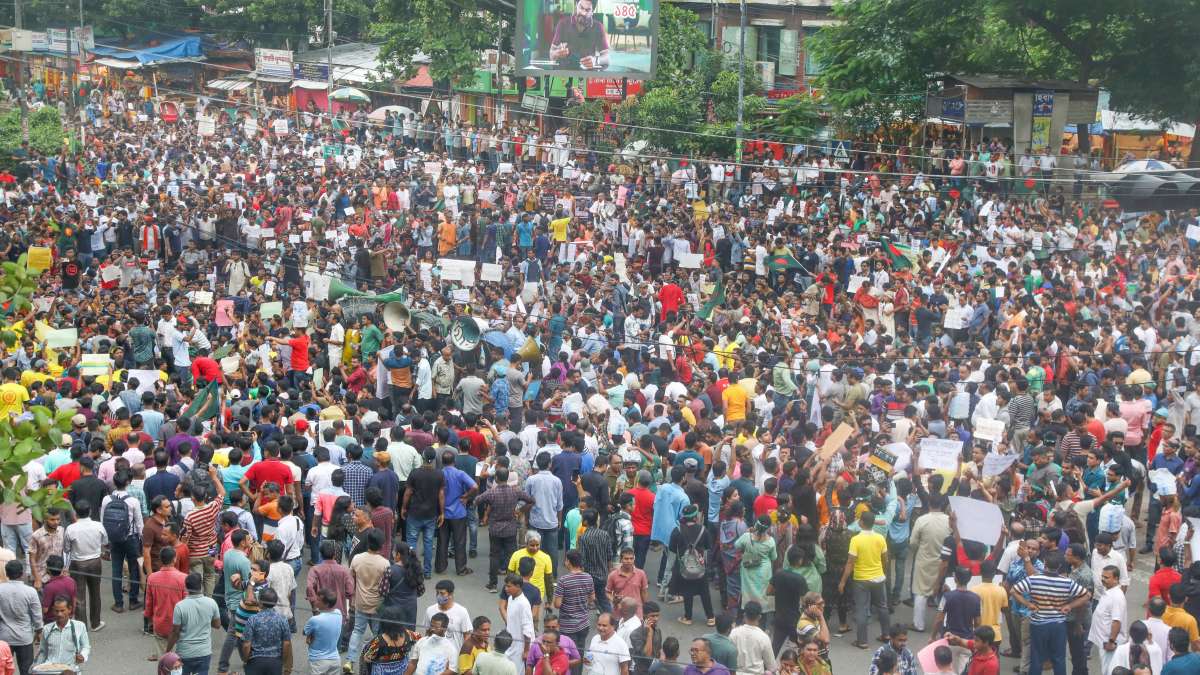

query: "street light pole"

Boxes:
[325, 0, 334, 117]
[735, 0, 746, 162]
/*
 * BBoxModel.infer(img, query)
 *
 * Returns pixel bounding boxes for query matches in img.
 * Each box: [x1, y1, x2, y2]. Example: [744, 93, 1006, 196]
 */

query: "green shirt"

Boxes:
[360, 324, 384, 360]
[222, 549, 252, 611]
[564, 508, 582, 549]
[172, 593, 221, 658]
[702, 633, 739, 671]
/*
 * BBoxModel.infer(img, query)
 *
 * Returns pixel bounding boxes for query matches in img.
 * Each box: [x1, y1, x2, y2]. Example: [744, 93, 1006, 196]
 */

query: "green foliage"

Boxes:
[564, 99, 607, 138]
[653, 3, 709, 84]
[0, 107, 71, 171]
[374, 0, 504, 85]
[758, 93, 824, 140]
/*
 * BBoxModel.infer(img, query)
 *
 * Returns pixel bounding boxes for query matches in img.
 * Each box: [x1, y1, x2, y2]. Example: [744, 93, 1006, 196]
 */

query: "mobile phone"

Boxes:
[572, 469, 580, 481]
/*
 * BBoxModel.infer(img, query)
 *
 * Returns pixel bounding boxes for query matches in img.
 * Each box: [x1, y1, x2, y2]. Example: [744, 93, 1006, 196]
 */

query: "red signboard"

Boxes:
[767, 88, 804, 100]
[585, 78, 642, 101]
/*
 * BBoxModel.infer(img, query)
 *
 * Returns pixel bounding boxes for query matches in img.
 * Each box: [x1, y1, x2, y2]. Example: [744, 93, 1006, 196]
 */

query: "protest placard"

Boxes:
[44, 328, 78, 349]
[192, 290, 214, 306]
[820, 423, 855, 460]
[918, 438, 963, 471]
[26, 246, 52, 271]
[480, 263, 503, 282]
[128, 370, 161, 395]
[220, 355, 241, 375]
[883, 442, 913, 473]
[677, 252, 703, 269]
[260, 301, 283, 320]
[948, 496, 1003, 544]
[974, 418, 1006, 443]
[982, 452, 1019, 477]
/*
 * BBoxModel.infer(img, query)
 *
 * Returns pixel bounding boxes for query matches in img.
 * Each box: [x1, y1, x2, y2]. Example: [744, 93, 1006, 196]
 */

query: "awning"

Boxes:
[207, 78, 252, 91]
[249, 73, 291, 83]
[93, 57, 142, 70]
[291, 79, 328, 90]
[403, 65, 432, 88]
[91, 35, 203, 66]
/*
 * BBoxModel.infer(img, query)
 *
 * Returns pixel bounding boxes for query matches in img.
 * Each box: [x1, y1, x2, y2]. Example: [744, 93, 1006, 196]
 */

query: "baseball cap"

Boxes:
[70, 414, 86, 426]
[60, 433, 73, 447]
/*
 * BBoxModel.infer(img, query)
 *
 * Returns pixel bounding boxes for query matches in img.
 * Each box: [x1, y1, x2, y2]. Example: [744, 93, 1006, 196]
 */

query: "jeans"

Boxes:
[111, 537, 142, 606]
[467, 505, 479, 554]
[1, 522, 32, 564]
[887, 538, 909, 599]
[536, 526, 559, 571]
[1067, 621, 1090, 675]
[1029, 621, 1068, 675]
[406, 517, 437, 576]
[593, 576, 613, 614]
[436, 516, 469, 574]
[1146, 498, 1162, 549]
[347, 610, 379, 662]
[245, 656, 283, 675]
[190, 554, 217, 597]
[633, 535, 651, 570]
[11, 643, 32, 675]
[851, 579, 890, 645]
[181, 654, 212, 675]
[217, 625, 244, 673]
[489, 534, 518, 587]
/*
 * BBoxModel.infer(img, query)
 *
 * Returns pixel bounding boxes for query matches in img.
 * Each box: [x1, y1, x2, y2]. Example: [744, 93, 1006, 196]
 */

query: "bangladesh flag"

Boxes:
[882, 238, 919, 270]
[184, 379, 221, 422]
[698, 274, 725, 321]
[766, 252, 807, 274]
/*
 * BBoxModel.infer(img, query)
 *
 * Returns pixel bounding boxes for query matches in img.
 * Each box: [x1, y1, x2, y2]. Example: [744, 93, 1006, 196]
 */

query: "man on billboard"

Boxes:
[549, 0, 610, 71]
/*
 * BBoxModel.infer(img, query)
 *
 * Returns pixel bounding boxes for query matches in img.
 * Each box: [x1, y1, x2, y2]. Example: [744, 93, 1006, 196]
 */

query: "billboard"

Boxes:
[516, 0, 658, 80]
[255, 48, 293, 79]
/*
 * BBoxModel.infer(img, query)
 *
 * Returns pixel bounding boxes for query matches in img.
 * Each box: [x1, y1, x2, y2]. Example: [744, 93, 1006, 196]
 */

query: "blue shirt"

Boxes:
[1005, 559, 1046, 619]
[525, 471, 563, 530]
[1163, 652, 1200, 675]
[550, 451, 583, 511]
[706, 475, 729, 523]
[887, 494, 922, 544]
[303, 610, 344, 661]
[651, 483, 690, 544]
[441, 466, 477, 520]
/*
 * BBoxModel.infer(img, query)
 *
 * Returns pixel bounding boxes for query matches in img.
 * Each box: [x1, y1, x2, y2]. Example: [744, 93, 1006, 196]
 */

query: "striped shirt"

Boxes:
[1012, 573, 1086, 625]
[554, 571, 594, 634]
[1008, 394, 1038, 429]
[182, 499, 221, 557]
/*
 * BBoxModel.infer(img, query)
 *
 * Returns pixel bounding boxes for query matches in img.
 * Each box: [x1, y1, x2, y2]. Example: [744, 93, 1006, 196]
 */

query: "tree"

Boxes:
[374, 0, 507, 85]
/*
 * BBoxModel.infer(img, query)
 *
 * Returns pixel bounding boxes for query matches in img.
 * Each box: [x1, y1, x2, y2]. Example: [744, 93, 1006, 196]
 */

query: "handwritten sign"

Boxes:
[44, 328, 78, 349]
[677, 252, 703, 269]
[982, 452, 1019, 477]
[480, 263, 503, 282]
[918, 438, 963, 471]
[273, 118, 288, 135]
[192, 290, 214, 306]
[974, 418, 1006, 443]
[260, 301, 283, 320]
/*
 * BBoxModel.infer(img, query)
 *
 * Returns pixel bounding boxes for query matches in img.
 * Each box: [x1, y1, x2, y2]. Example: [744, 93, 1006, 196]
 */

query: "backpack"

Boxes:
[102, 495, 132, 543]
[678, 526, 707, 580]
[604, 512, 629, 561]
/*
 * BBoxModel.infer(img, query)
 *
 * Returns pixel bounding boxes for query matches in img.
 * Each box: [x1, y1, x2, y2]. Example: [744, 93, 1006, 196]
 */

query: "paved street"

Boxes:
[76, 536, 1159, 675]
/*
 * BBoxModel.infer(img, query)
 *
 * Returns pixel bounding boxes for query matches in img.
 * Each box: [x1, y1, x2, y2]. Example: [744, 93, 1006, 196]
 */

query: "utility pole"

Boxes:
[77, 0, 85, 149]
[325, 0, 334, 119]
[14, 0, 26, 141]
[734, 0, 746, 163]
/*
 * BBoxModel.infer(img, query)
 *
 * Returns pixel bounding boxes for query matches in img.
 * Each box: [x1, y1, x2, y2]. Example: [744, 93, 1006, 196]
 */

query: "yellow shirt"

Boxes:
[847, 530, 887, 581]
[507, 548, 554, 600]
[972, 582, 1008, 643]
[722, 383, 749, 423]
[1164, 606, 1200, 642]
[19, 370, 51, 389]
[0, 382, 29, 417]
[550, 217, 570, 242]
[458, 645, 485, 673]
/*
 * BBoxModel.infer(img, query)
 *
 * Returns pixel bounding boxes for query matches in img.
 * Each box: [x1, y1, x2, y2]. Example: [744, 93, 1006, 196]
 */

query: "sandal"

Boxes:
[853, 641, 870, 650]
[678, 617, 694, 625]
[706, 618, 716, 627]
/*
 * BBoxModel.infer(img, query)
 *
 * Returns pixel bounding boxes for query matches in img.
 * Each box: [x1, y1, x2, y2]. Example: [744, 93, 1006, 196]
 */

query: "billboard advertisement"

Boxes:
[255, 48, 293, 79]
[516, 0, 658, 80]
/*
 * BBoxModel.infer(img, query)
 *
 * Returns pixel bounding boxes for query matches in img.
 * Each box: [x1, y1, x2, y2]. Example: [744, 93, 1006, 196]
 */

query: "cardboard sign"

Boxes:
[127, 369, 162, 395]
[974, 418, 1005, 443]
[260, 301, 283, 320]
[26, 246, 52, 271]
[220, 355, 241, 375]
[918, 438, 963, 471]
[819, 422, 855, 460]
[883, 442, 913, 474]
[948, 496, 1003, 544]
[982, 452, 1019, 477]
[79, 353, 112, 377]
[480, 263, 503, 282]
[192, 290, 214, 306]
[677, 252, 703, 269]
[44, 328, 78, 349]
[273, 118, 288, 134]
[214, 299, 236, 327]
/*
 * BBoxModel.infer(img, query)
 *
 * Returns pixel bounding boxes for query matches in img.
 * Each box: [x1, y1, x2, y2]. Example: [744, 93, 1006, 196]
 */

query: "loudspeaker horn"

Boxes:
[514, 336, 541, 363]
[450, 316, 482, 351]
[328, 278, 362, 301]
[382, 302, 410, 332]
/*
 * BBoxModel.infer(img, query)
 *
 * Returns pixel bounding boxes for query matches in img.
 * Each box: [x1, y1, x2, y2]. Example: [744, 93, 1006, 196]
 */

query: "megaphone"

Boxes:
[450, 316, 482, 351]
[514, 336, 541, 364]
[382, 302, 410, 332]
[411, 311, 450, 336]
[328, 278, 362, 301]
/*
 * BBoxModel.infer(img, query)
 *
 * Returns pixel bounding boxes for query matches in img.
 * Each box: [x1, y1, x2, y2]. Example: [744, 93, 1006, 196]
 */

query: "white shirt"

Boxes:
[587, 633, 632, 675]
[1144, 617, 1172, 664]
[730, 624, 777, 675]
[615, 615, 641, 648]
[411, 634, 459, 675]
[275, 513, 305, 561]
[1088, 586, 1128, 649]
[426, 602, 473, 652]
[504, 592, 535, 670]
[1090, 549, 1130, 595]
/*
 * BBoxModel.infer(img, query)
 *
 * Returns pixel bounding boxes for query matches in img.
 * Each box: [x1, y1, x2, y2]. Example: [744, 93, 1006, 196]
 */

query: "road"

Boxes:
[77, 537, 1158, 675]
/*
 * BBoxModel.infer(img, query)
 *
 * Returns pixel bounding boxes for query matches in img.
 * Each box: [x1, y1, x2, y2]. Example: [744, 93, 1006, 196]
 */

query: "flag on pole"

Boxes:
[765, 252, 807, 274]
[698, 274, 725, 321]
[882, 238, 919, 270]
[184, 380, 221, 422]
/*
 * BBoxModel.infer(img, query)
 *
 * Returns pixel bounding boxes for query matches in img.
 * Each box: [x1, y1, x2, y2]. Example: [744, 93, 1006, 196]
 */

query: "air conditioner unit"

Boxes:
[755, 61, 775, 90]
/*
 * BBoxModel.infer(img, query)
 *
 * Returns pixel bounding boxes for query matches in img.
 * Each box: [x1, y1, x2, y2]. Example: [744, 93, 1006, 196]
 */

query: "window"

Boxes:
[756, 26, 781, 67]
[803, 27, 824, 77]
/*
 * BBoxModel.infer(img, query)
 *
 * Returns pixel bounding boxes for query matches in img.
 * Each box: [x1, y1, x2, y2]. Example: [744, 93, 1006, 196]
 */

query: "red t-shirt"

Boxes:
[1148, 566, 1181, 605]
[753, 494, 779, 518]
[49, 462, 82, 488]
[659, 284, 684, 316]
[629, 486, 655, 536]
[244, 458, 295, 492]
[965, 643, 999, 675]
[191, 357, 223, 384]
[288, 335, 311, 372]
[459, 429, 488, 459]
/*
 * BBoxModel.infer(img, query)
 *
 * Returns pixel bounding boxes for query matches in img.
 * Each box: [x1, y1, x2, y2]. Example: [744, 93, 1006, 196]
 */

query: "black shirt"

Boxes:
[69, 475, 110, 517]
[768, 568, 809, 625]
[405, 466, 445, 520]
[580, 470, 610, 516]
[60, 259, 82, 289]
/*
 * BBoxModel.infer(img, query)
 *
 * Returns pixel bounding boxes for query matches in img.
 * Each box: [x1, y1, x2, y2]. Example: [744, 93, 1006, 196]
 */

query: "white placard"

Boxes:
[918, 438, 963, 471]
[197, 116, 216, 137]
[451, 288, 470, 303]
[100, 266, 121, 282]
[383, 158, 397, 171]
[677, 252, 703, 269]
[614, 253, 629, 283]
[480, 263, 503, 282]
[291, 300, 310, 328]
[192, 290, 213, 305]
[273, 118, 288, 135]
[1149, 468, 1178, 496]
[460, 266, 476, 287]
[220, 355, 241, 375]
[243, 118, 258, 137]
[127, 370, 162, 395]
[344, 206, 355, 216]
[982, 452, 1019, 477]
[974, 418, 1006, 443]
[847, 275, 868, 293]
[288, 234, 301, 244]
[1188, 224, 1200, 241]
[883, 442, 912, 474]
[948, 496, 1003, 545]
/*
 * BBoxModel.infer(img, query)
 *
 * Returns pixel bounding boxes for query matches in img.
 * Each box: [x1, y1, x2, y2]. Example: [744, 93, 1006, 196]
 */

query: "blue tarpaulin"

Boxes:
[90, 35, 203, 65]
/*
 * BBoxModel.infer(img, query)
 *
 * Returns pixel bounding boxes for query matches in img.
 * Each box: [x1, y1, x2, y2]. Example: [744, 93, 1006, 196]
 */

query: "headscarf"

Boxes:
[157, 652, 182, 675]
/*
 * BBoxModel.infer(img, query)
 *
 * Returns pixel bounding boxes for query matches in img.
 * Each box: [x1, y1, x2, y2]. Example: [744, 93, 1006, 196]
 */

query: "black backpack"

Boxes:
[604, 512, 629, 561]
[102, 494, 132, 543]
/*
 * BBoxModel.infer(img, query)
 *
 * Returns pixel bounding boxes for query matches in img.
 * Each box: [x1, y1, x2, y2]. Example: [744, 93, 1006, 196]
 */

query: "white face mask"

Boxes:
[170, 668, 183, 675]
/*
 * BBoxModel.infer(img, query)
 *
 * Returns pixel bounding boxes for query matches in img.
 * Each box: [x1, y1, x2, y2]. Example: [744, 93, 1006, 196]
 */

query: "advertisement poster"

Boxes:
[1031, 90, 1054, 154]
[516, 0, 658, 79]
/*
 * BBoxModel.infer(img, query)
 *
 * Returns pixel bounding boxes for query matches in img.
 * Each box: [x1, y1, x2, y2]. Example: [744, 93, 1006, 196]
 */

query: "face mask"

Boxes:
[170, 668, 183, 675]
[437, 593, 450, 604]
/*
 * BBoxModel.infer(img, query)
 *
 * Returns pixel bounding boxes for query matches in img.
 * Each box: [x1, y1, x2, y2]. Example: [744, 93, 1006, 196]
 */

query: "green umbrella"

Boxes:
[329, 87, 370, 103]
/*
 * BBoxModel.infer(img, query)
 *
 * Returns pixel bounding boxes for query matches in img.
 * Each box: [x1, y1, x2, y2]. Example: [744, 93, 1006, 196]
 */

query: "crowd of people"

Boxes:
[0, 82, 1198, 675]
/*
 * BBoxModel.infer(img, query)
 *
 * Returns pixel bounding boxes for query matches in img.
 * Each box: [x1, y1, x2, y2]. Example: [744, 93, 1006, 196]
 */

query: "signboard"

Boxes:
[521, 93, 549, 113]
[293, 61, 329, 81]
[10, 29, 32, 51]
[1031, 90, 1054, 154]
[46, 28, 68, 53]
[864, 446, 897, 484]
[918, 438, 963, 471]
[941, 95, 965, 120]
[255, 48, 293, 79]
[516, 0, 658, 79]
[585, 78, 641, 100]
[71, 26, 94, 51]
[197, 116, 216, 136]
[30, 31, 48, 51]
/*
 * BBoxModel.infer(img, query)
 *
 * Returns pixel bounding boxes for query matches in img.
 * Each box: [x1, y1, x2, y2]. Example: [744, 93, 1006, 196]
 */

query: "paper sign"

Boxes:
[460, 266, 476, 287]
[917, 639, 950, 675]
[451, 288, 470, 303]
[214, 299, 236, 327]
[26, 246, 52, 271]
[78, 353, 111, 377]
[192, 290, 213, 306]
[260, 301, 283, 320]
[318, 419, 353, 437]
[1188, 224, 1200, 242]
[677, 252, 703, 269]
[614, 253, 629, 283]
[480, 263, 503, 282]
[1149, 468, 1178, 496]
[197, 116, 216, 136]
[313, 368, 325, 391]
[918, 438, 963, 471]
[883, 442, 912, 473]
[100, 266, 121, 282]
[273, 118, 288, 134]
[44, 328, 78, 349]
[302, 231, 312, 242]
[383, 158, 397, 171]
[948, 496, 1004, 544]
[127, 370, 161, 395]
[344, 206, 355, 216]
[819, 423, 855, 460]
[982, 452, 1019, 477]
[288, 235, 301, 244]
[220, 355, 241, 375]
[847, 275, 868, 294]
[974, 418, 1005, 443]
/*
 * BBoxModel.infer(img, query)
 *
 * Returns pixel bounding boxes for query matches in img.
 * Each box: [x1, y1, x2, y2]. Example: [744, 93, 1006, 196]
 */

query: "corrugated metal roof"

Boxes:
[293, 42, 428, 84]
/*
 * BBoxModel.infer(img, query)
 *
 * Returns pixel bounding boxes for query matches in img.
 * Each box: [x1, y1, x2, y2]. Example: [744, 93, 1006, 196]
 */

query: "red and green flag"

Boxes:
[698, 274, 725, 321]
[766, 252, 806, 274]
[882, 238, 919, 270]
[184, 379, 221, 423]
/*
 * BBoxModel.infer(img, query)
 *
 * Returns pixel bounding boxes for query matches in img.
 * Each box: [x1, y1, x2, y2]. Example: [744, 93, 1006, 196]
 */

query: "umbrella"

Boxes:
[330, 87, 370, 103]
[482, 330, 515, 359]
[368, 105, 416, 122]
